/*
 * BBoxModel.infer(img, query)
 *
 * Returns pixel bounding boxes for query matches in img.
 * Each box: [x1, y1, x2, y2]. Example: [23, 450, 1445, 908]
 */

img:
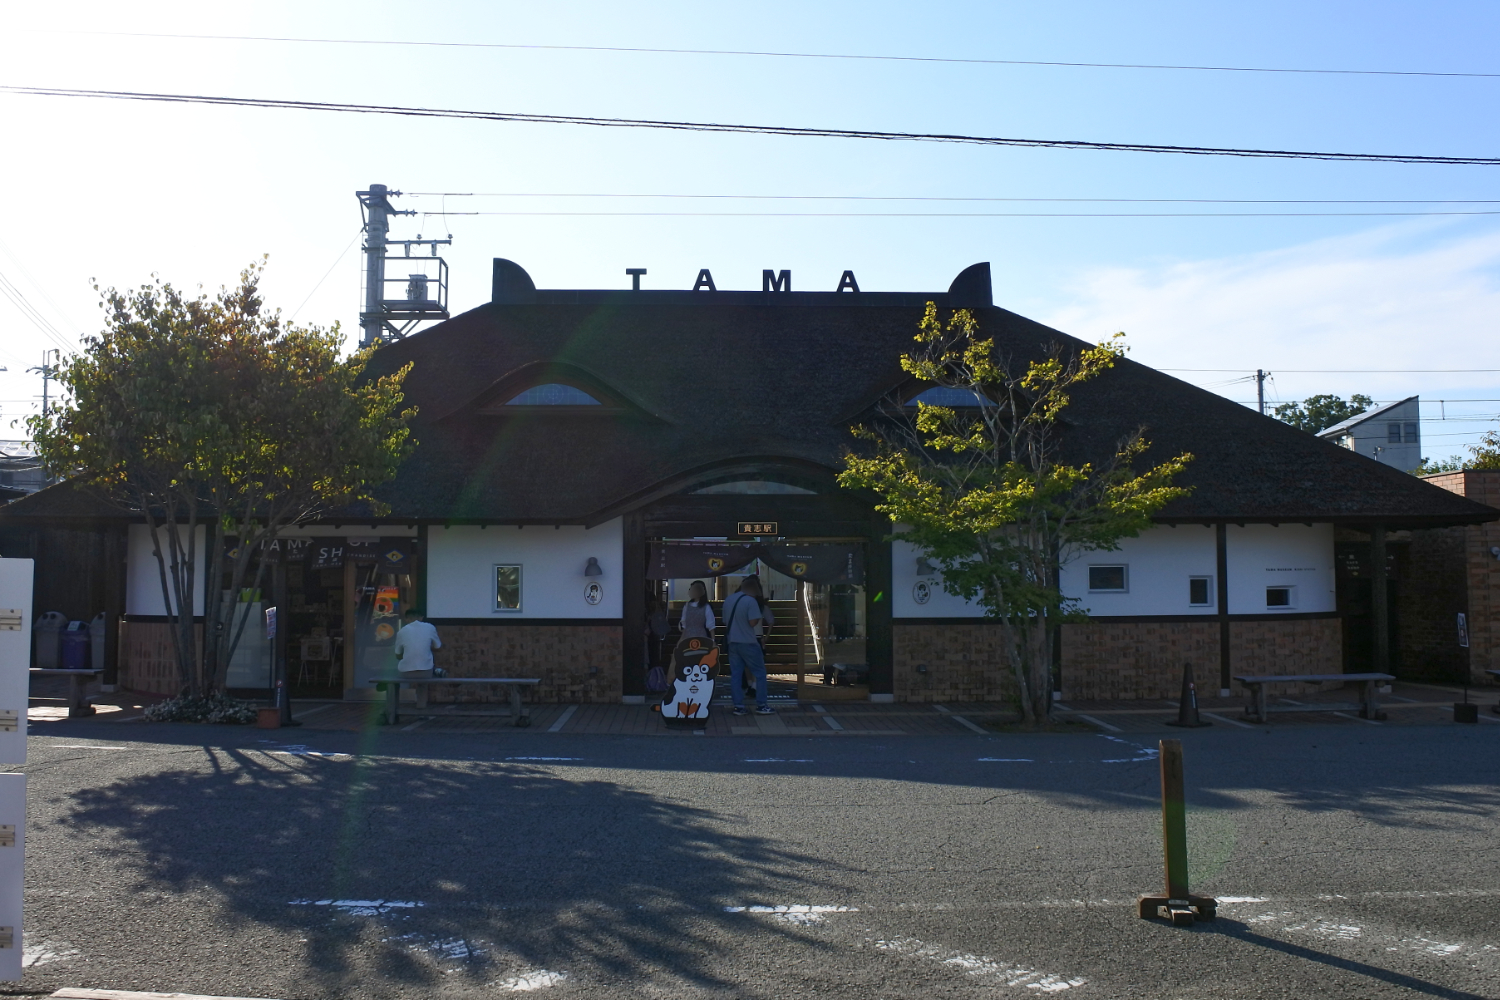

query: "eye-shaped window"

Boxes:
[907, 386, 988, 407]
[504, 383, 602, 406]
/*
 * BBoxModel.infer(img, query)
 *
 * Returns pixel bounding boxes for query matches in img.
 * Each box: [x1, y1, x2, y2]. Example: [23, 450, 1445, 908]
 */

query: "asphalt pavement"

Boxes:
[11, 719, 1500, 998]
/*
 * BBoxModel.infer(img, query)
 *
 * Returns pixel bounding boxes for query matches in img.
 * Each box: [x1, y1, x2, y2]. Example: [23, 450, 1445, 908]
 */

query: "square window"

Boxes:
[1266, 586, 1294, 609]
[495, 564, 522, 612]
[1387, 423, 1402, 443]
[1088, 565, 1127, 592]
[1189, 577, 1212, 606]
[1403, 422, 1418, 443]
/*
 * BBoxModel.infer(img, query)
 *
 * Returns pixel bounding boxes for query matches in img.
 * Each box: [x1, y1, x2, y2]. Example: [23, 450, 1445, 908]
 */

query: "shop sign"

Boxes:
[737, 521, 777, 536]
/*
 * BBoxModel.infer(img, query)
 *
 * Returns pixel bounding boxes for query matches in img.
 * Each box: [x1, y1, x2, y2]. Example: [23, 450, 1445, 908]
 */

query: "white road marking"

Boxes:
[292, 703, 339, 719]
[933, 706, 988, 734]
[290, 898, 423, 916]
[1215, 896, 1269, 903]
[725, 904, 855, 925]
[547, 705, 578, 733]
[744, 758, 814, 763]
[400, 719, 428, 732]
[978, 758, 1034, 762]
[51, 745, 127, 750]
[1072, 713, 1122, 733]
[503, 756, 583, 761]
[22, 938, 79, 967]
[874, 935, 1086, 992]
[821, 713, 845, 731]
[387, 931, 486, 960]
[1098, 735, 1158, 762]
[1201, 712, 1255, 729]
[494, 969, 568, 991]
[1441, 705, 1500, 724]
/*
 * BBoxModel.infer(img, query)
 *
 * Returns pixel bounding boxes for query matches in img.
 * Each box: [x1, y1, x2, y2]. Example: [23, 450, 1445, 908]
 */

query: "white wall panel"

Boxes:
[126, 524, 206, 617]
[0, 561, 29, 763]
[0, 774, 23, 981]
[1059, 525, 1219, 617]
[1226, 523, 1336, 614]
[427, 520, 624, 619]
[891, 537, 986, 617]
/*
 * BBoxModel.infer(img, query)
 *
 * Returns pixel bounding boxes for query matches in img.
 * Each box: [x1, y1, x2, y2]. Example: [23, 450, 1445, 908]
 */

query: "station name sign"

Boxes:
[737, 521, 777, 536]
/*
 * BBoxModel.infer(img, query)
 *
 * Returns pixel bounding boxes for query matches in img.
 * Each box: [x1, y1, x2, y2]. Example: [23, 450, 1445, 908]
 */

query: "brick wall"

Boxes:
[1060, 621, 1218, 700]
[892, 622, 1017, 703]
[435, 625, 623, 703]
[1060, 618, 1341, 700]
[119, 621, 192, 696]
[1418, 470, 1500, 684]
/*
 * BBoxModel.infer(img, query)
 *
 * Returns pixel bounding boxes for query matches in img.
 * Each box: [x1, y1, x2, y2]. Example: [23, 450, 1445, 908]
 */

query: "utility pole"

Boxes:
[356, 184, 451, 347]
[1255, 369, 1269, 415]
[27, 350, 58, 420]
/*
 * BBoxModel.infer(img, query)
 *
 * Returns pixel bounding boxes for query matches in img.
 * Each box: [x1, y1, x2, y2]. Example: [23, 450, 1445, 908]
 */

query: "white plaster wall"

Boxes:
[891, 537, 986, 617]
[1059, 525, 1219, 617]
[1225, 523, 1336, 614]
[277, 525, 417, 538]
[127, 524, 207, 616]
[427, 520, 624, 618]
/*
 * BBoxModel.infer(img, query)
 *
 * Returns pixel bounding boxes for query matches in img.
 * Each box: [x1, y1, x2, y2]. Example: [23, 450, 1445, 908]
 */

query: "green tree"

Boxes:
[29, 261, 416, 696]
[1416, 429, 1500, 474]
[839, 304, 1192, 725]
[1272, 393, 1373, 434]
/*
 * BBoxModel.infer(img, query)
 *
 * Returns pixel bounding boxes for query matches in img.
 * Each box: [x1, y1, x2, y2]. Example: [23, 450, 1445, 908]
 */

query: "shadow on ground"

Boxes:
[59, 746, 846, 993]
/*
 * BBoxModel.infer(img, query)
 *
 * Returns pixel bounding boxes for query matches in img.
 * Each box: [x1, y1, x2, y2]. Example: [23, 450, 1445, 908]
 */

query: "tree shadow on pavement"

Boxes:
[58, 746, 848, 996]
[1203, 919, 1490, 1000]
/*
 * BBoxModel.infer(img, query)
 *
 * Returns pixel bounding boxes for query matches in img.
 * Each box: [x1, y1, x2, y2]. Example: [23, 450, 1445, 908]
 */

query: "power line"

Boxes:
[1164, 368, 1500, 373]
[24, 29, 1500, 81]
[413, 209, 1500, 218]
[289, 230, 361, 323]
[409, 192, 1500, 204]
[0, 268, 73, 353]
[5, 85, 1500, 166]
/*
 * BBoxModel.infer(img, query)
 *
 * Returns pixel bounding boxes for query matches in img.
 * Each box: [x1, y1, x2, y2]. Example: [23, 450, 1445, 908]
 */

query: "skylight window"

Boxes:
[908, 386, 987, 407]
[504, 383, 602, 406]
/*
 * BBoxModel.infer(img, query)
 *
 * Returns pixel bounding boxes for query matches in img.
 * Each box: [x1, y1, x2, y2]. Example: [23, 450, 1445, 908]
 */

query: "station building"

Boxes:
[3, 260, 1494, 704]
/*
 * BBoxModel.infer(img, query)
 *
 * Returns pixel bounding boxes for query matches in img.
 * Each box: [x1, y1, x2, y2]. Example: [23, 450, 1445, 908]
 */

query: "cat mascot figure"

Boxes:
[662, 636, 718, 723]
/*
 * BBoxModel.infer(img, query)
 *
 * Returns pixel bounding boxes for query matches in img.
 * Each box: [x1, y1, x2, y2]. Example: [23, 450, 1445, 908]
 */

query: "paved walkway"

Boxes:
[25, 675, 1500, 735]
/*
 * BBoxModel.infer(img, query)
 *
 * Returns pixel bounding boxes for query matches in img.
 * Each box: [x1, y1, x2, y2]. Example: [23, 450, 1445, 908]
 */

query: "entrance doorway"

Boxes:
[651, 542, 870, 703]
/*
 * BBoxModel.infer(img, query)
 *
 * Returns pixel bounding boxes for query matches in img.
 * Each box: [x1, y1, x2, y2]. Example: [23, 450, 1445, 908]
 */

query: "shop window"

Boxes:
[495, 564, 522, 612]
[1266, 586, 1295, 609]
[505, 383, 601, 406]
[1189, 576, 1212, 606]
[1088, 565, 1127, 592]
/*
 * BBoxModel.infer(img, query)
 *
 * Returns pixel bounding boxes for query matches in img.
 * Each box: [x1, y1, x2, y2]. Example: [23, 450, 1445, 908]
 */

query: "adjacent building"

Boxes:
[1318, 396, 1422, 472]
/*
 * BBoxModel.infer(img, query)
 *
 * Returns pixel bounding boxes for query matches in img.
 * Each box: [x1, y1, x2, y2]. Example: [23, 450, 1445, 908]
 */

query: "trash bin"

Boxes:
[33, 611, 67, 669]
[61, 621, 90, 670]
[90, 612, 109, 672]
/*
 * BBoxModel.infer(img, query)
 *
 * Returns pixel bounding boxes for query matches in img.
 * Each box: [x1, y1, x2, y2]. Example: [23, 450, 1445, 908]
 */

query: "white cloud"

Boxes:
[1042, 224, 1500, 413]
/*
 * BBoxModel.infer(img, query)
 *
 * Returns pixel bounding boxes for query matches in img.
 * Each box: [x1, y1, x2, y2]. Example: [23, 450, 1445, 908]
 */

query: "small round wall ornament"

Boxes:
[585, 582, 603, 605]
[912, 581, 932, 605]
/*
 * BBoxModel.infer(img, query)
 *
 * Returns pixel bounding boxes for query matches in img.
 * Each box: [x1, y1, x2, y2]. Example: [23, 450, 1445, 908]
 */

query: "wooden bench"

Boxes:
[370, 677, 540, 727]
[30, 668, 103, 718]
[1233, 673, 1394, 723]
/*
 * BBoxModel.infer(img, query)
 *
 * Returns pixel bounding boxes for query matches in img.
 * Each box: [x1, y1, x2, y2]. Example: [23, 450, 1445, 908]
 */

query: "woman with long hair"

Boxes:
[679, 580, 716, 640]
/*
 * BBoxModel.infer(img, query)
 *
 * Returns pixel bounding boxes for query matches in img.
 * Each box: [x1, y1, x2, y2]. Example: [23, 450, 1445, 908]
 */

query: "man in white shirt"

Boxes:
[393, 608, 442, 678]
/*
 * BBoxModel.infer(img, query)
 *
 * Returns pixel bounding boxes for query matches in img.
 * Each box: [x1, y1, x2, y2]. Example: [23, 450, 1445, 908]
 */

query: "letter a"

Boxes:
[836, 270, 860, 293]
[693, 269, 717, 292]
[762, 269, 791, 292]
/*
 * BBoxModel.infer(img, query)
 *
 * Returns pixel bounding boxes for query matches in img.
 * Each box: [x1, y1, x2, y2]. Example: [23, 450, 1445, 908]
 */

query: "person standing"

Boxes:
[724, 576, 773, 716]
[679, 580, 716, 641]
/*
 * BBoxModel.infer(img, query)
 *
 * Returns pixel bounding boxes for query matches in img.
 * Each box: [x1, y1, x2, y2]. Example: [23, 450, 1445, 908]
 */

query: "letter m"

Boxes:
[762, 269, 791, 292]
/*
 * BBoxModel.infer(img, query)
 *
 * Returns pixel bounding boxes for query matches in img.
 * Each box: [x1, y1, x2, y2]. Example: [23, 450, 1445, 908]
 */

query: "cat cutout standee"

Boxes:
[663, 637, 718, 721]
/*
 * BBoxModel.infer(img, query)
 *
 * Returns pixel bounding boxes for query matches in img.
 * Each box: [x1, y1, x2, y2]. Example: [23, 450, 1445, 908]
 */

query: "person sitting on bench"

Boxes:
[393, 608, 444, 680]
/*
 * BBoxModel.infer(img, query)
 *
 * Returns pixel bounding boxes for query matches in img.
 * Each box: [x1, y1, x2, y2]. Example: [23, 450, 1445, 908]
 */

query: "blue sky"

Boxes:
[1, 0, 1498, 458]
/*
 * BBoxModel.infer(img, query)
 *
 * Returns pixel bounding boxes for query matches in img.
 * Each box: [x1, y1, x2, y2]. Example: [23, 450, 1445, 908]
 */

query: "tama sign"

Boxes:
[737, 521, 777, 536]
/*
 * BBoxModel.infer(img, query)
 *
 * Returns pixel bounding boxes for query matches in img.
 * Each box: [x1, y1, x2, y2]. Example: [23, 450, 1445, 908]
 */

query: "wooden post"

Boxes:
[1370, 525, 1389, 675]
[1137, 738, 1216, 924]
[1160, 739, 1189, 899]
